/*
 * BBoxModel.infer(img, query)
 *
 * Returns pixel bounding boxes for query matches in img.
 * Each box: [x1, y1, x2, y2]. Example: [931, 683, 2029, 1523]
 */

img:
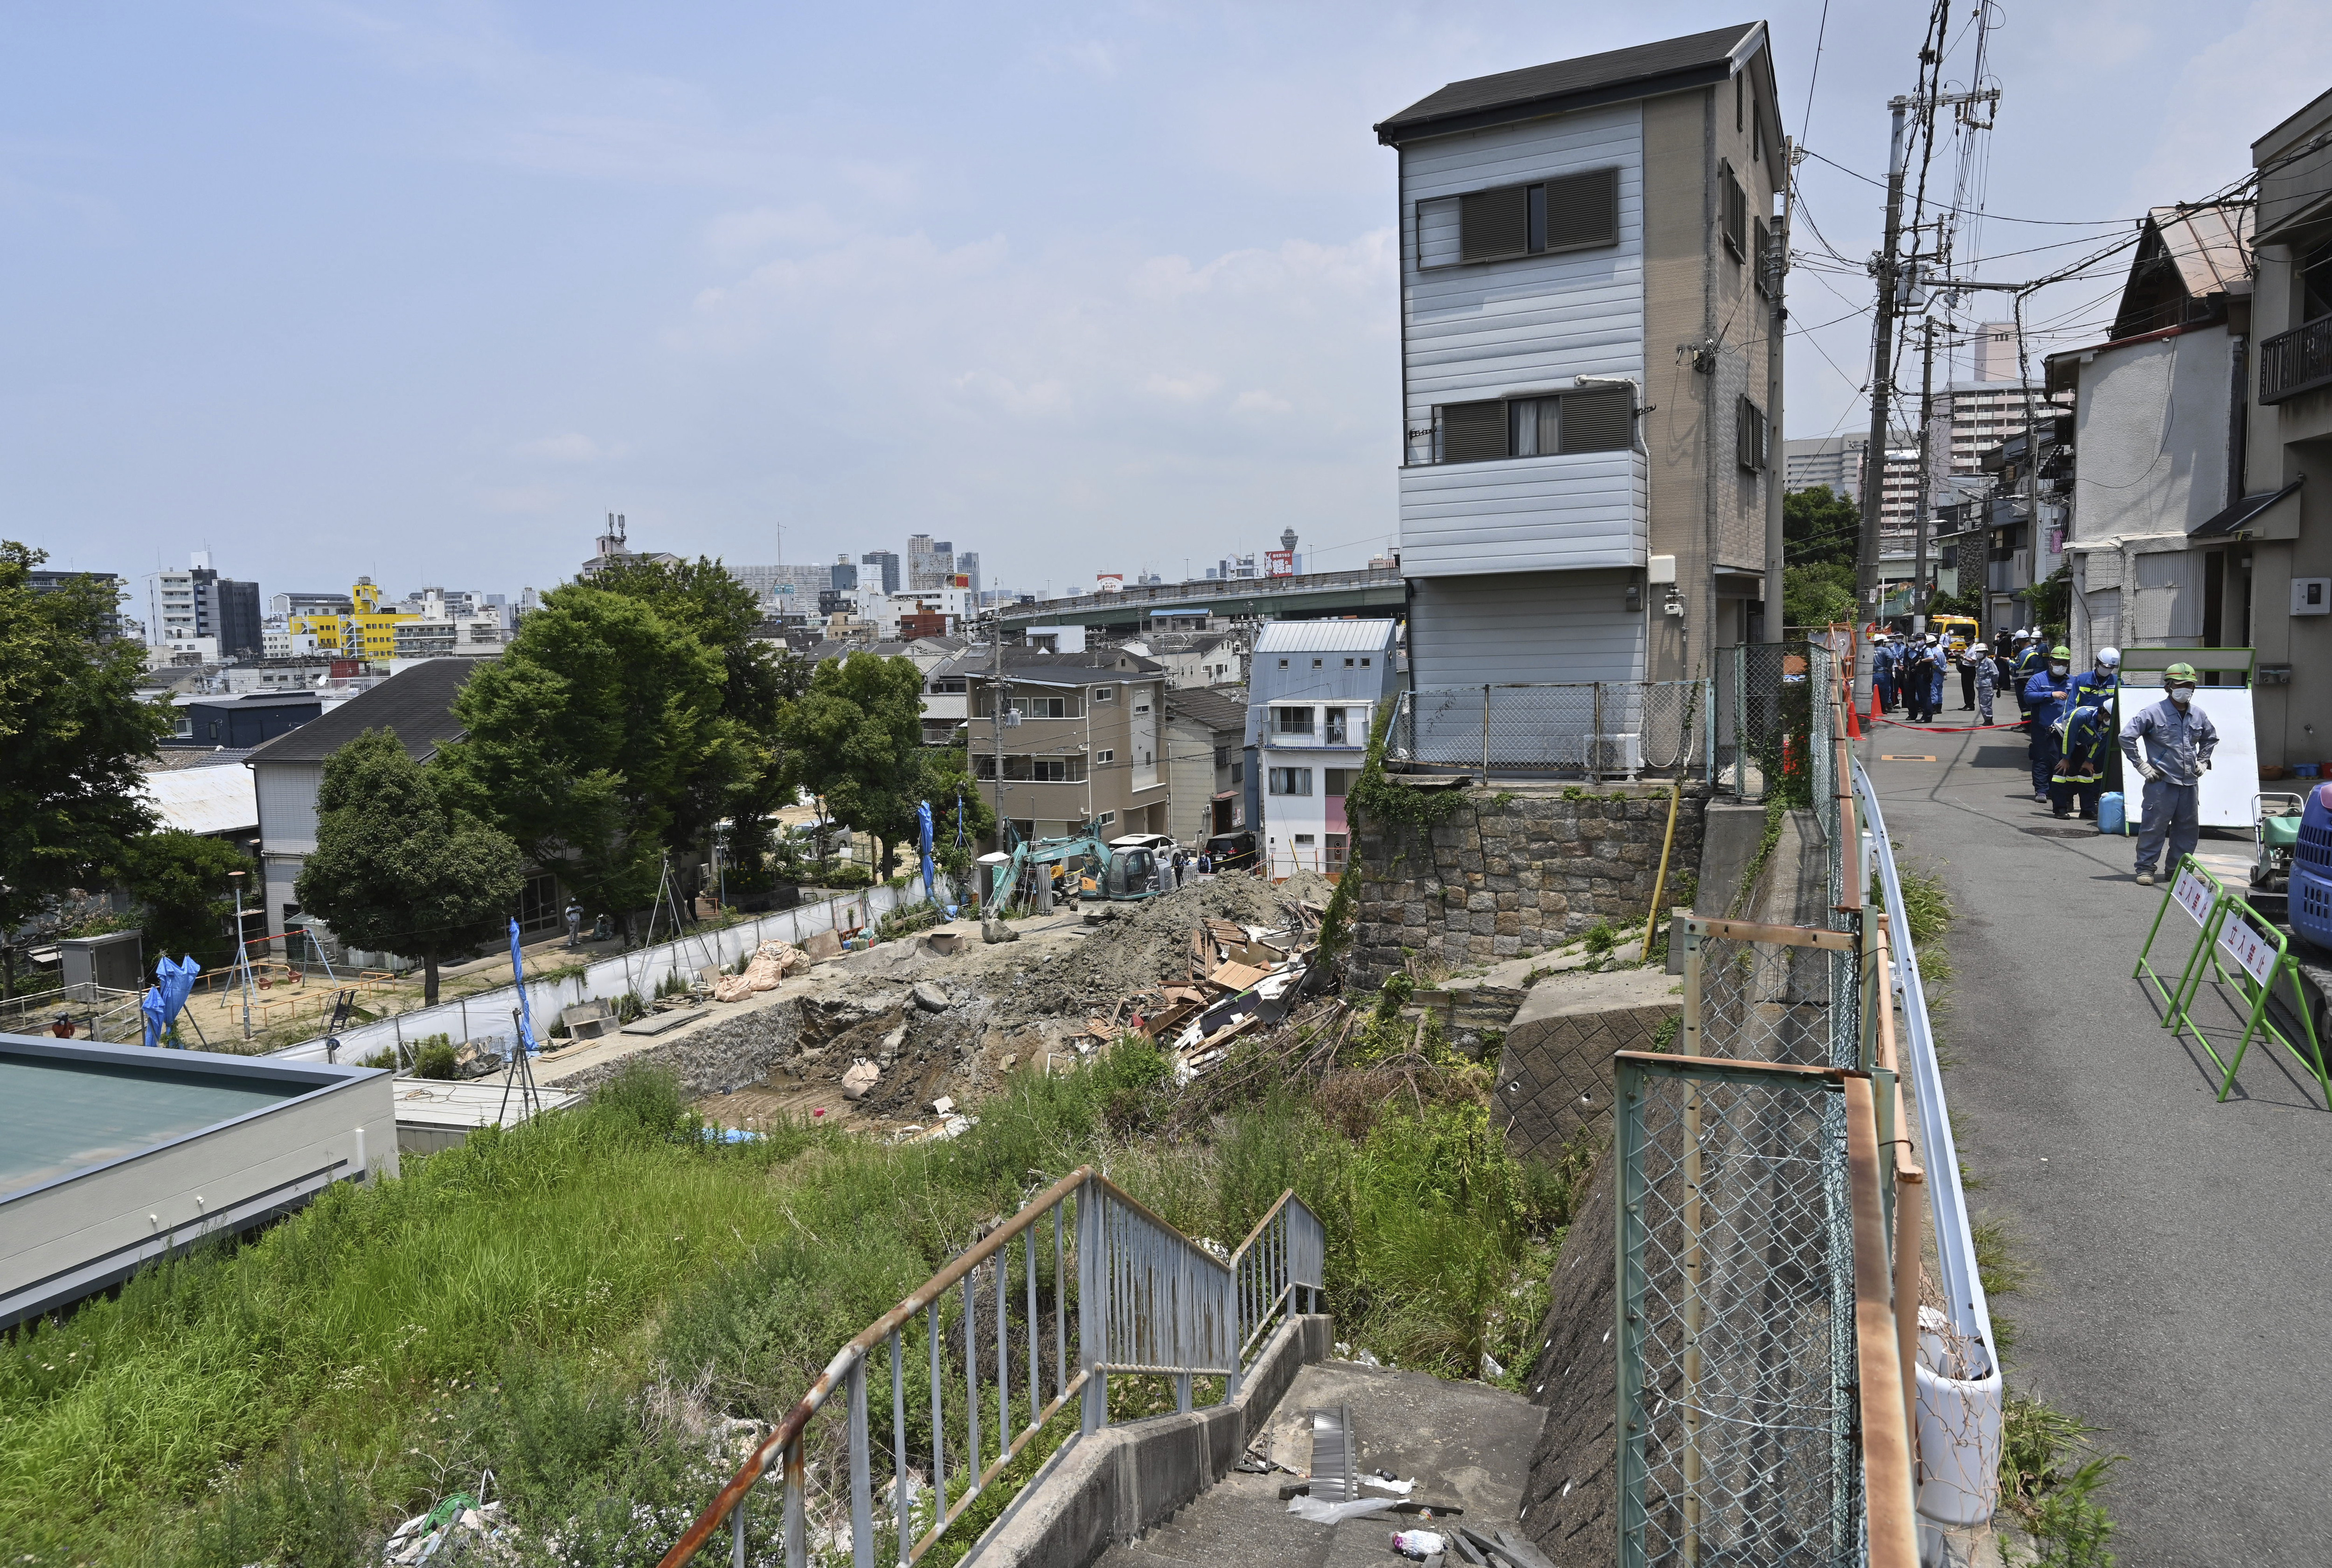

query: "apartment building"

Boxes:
[1782, 432, 1867, 506]
[146, 552, 262, 658]
[1247, 621, 1400, 879]
[2242, 87, 2332, 766]
[1376, 25, 1787, 684]
[1162, 687, 1249, 844]
[907, 535, 956, 590]
[964, 650, 1169, 846]
[26, 567, 130, 638]
[287, 578, 417, 661]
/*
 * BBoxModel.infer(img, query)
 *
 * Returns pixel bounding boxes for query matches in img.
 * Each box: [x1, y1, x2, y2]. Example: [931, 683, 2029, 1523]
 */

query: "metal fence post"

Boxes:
[1080, 1181, 1107, 1435]
[1593, 682, 1606, 779]
[847, 1356, 874, 1568]
[1482, 684, 1492, 777]
[1614, 1057, 1649, 1568]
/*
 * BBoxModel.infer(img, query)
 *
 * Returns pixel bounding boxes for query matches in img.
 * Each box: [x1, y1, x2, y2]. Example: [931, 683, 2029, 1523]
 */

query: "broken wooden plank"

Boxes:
[1208, 960, 1272, 992]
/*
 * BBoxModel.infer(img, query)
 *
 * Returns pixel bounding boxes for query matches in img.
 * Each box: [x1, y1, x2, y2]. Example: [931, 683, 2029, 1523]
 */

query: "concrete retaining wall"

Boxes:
[1492, 969, 1683, 1163]
[1347, 782, 1709, 988]
[972, 1314, 1333, 1568]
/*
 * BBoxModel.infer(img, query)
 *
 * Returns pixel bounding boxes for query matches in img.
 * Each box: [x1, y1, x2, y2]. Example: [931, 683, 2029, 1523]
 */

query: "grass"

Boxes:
[2, 1041, 1578, 1566]
[1890, 839, 2117, 1561]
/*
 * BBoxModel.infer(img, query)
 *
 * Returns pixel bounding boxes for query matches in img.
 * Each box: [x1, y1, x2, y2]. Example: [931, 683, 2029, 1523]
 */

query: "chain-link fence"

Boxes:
[1385, 681, 1712, 781]
[1616, 1053, 1862, 1568]
[1677, 917, 1860, 1070]
[1715, 643, 1818, 804]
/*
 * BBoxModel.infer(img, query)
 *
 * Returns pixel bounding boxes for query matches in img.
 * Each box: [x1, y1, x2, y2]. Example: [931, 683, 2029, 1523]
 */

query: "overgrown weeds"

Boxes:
[1999, 1396, 2122, 1566]
[3, 1029, 1568, 1565]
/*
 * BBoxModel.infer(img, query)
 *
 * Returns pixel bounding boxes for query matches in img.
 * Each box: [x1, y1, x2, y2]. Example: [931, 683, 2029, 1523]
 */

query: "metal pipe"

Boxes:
[996, 1238, 1010, 1459]
[1024, 1227, 1039, 1430]
[848, 1357, 873, 1568]
[891, 1327, 908, 1568]
[783, 1436, 805, 1568]
[964, 1263, 980, 1493]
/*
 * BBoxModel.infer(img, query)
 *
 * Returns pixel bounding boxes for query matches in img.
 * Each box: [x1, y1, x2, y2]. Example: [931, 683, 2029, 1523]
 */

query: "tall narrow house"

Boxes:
[1376, 24, 1786, 687]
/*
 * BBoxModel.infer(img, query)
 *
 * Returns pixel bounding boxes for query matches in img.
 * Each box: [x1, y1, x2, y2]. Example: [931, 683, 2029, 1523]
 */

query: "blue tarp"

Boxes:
[509, 917, 537, 1054]
[141, 955, 202, 1048]
[918, 799, 937, 906]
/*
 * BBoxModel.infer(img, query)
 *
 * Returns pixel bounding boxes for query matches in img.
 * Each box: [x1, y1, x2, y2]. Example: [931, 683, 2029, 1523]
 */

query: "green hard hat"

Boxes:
[2164, 661, 2199, 681]
[2050, 645, 2071, 660]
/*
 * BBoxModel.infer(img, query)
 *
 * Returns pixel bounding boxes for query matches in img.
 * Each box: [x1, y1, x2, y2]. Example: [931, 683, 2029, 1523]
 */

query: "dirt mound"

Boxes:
[993, 876, 1312, 1018]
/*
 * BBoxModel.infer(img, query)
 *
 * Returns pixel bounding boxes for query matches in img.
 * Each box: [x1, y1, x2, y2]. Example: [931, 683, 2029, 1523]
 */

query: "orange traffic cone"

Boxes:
[1847, 694, 1863, 741]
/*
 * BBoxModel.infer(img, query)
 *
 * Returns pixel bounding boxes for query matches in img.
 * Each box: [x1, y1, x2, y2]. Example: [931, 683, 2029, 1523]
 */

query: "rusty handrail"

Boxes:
[1845, 1075, 1922, 1568]
[658, 1168, 1322, 1568]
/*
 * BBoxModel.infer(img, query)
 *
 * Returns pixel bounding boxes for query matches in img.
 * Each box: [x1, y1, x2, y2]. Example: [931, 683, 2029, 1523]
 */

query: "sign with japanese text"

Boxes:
[2172, 865, 2217, 928]
[2216, 910, 2278, 986]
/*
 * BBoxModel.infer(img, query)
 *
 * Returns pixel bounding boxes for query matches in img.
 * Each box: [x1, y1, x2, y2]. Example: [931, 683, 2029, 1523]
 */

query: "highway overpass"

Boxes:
[991, 567, 1406, 634]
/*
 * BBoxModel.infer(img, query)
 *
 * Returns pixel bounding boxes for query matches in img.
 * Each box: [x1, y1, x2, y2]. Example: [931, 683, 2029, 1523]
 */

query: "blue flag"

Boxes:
[141, 955, 201, 1048]
[918, 799, 937, 904]
[510, 917, 537, 1055]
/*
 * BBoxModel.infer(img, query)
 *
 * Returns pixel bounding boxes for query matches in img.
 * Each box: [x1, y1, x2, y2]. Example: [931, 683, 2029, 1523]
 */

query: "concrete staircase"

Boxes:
[1093, 1360, 1544, 1568]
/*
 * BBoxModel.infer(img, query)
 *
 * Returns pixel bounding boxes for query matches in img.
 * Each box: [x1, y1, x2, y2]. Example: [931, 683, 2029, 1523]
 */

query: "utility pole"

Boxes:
[1856, 97, 1914, 640]
[1764, 139, 1797, 639]
[1911, 316, 1937, 632]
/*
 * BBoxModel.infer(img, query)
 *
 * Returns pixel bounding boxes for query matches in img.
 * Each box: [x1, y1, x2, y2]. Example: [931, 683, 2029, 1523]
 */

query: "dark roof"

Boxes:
[185, 691, 324, 710]
[2191, 478, 2304, 539]
[1166, 686, 1250, 735]
[1376, 23, 1763, 145]
[980, 650, 1165, 678]
[243, 659, 479, 766]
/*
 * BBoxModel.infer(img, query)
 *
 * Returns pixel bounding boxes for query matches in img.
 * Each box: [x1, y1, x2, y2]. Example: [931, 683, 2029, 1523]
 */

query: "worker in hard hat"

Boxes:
[2021, 645, 2075, 803]
[2050, 701, 2115, 819]
[2121, 663, 2218, 886]
[2010, 630, 2046, 735]
[1972, 634, 2001, 725]
[2075, 645, 2125, 793]
[1871, 632, 1900, 715]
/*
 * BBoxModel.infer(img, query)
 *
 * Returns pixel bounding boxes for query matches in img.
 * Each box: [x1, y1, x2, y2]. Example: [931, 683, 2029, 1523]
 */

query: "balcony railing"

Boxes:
[2261, 313, 2332, 405]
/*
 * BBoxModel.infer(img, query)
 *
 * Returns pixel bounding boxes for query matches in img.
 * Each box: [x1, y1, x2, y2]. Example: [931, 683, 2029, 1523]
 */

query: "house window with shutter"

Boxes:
[1737, 396, 1769, 472]
[1416, 168, 1620, 270]
[1753, 217, 1774, 298]
[1719, 161, 1747, 262]
[1430, 386, 1634, 463]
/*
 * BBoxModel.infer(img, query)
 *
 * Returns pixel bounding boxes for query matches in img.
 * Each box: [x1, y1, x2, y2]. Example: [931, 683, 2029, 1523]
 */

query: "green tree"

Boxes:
[0, 542, 172, 996]
[438, 586, 743, 932]
[118, 831, 252, 971]
[296, 729, 524, 1004]
[1784, 486, 1861, 569]
[586, 555, 811, 877]
[774, 653, 928, 875]
[917, 748, 998, 884]
[1784, 562, 1858, 632]
[2028, 565, 2071, 645]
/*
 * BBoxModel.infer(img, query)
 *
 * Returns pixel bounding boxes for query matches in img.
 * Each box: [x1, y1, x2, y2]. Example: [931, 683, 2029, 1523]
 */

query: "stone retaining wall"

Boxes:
[1347, 781, 1709, 987]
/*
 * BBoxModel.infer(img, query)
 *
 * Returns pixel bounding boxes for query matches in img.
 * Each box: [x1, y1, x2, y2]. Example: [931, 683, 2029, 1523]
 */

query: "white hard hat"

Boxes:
[2097, 646, 2122, 667]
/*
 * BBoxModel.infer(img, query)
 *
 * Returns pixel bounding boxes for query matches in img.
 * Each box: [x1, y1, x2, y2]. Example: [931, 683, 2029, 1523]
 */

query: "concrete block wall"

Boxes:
[1492, 969, 1683, 1163]
[1347, 781, 1709, 986]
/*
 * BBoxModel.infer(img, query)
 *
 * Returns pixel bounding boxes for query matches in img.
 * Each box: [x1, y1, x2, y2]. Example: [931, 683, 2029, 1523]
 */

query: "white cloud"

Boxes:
[2126, 0, 2332, 206]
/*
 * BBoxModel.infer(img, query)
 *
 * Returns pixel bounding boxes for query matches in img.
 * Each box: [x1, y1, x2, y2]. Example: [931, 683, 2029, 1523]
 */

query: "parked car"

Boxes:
[1204, 833, 1257, 870]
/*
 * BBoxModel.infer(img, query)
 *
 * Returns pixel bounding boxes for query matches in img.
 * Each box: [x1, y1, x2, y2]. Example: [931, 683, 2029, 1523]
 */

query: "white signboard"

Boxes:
[2171, 864, 2218, 928]
[2121, 686, 2260, 831]
[2216, 910, 2278, 986]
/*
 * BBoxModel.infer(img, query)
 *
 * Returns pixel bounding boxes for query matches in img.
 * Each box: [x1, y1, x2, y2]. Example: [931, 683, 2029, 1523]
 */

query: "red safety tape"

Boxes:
[1870, 715, 2029, 733]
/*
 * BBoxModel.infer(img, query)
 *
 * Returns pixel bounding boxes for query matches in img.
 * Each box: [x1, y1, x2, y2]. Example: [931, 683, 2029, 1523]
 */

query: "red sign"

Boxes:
[1266, 550, 1294, 577]
[329, 659, 361, 678]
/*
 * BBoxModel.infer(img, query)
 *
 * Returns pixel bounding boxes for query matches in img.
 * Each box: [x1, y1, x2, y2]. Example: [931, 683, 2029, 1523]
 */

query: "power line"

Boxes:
[1801, 149, 2131, 227]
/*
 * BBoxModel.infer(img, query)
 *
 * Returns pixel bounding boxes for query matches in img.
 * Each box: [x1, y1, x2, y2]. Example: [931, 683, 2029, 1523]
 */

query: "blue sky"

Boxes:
[7, 0, 2327, 604]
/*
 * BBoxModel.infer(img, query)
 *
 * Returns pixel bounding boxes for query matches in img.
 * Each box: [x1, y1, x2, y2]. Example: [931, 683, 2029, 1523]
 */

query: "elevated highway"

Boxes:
[992, 568, 1405, 634]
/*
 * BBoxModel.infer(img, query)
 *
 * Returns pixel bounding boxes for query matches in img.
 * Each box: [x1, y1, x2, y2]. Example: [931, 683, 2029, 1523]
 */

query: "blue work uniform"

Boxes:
[1973, 649, 1999, 724]
[2011, 646, 2044, 728]
[1873, 642, 1900, 712]
[2023, 668, 2072, 797]
[2049, 703, 2114, 818]
[2121, 696, 2220, 877]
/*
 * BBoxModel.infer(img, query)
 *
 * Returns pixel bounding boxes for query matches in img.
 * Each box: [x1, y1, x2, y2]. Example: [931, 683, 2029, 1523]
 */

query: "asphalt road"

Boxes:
[1860, 715, 2332, 1567]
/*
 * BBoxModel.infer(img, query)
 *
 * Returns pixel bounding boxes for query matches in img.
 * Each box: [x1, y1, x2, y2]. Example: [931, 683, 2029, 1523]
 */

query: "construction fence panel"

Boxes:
[268, 879, 949, 1065]
[1617, 1054, 1861, 1568]
[1386, 682, 1712, 781]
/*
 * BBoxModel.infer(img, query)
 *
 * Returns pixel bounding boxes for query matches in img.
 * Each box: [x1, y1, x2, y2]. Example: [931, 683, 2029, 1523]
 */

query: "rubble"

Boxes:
[712, 939, 810, 1002]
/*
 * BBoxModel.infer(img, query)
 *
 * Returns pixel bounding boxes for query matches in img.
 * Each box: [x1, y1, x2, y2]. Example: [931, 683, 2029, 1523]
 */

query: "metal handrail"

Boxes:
[657, 1167, 1324, 1568]
[1852, 757, 2003, 1529]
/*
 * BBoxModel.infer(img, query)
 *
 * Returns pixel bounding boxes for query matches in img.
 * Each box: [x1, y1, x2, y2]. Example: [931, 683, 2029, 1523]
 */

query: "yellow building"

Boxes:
[287, 577, 417, 660]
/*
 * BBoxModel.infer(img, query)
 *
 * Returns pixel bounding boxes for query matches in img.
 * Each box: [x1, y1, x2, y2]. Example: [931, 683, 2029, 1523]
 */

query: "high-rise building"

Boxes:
[907, 534, 956, 590]
[1782, 433, 1868, 506]
[955, 551, 980, 597]
[26, 566, 129, 638]
[146, 551, 262, 657]
[831, 552, 859, 592]
[861, 551, 901, 595]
